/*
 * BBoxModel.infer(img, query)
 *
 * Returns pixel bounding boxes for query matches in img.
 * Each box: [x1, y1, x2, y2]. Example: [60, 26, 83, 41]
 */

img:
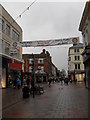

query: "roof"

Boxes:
[0, 4, 22, 32]
[69, 43, 83, 49]
[79, 1, 90, 31]
[22, 49, 51, 59]
[22, 54, 46, 59]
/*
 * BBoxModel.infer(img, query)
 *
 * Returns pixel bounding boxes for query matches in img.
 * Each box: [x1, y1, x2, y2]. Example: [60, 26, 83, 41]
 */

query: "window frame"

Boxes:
[38, 58, 43, 64]
[29, 66, 33, 72]
[75, 64, 80, 70]
[0, 18, 4, 31]
[29, 59, 34, 64]
[6, 24, 10, 36]
[12, 30, 20, 41]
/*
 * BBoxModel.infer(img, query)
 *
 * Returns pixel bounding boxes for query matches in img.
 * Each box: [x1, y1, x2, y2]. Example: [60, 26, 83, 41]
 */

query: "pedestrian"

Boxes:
[60, 77, 63, 85]
[13, 79, 16, 88]
[26, 77, 30, 87]
[65, 78, 69, 85]
[84, 77, 86, 88]
[23, 77, 26, 85]
[16, 76, 21, 89]
[48, 77, 52, 87]
[53, 77, 55, 84]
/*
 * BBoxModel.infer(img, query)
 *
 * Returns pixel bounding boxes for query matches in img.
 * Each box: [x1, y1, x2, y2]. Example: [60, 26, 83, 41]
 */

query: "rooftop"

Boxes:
[69, 43, 83, 49]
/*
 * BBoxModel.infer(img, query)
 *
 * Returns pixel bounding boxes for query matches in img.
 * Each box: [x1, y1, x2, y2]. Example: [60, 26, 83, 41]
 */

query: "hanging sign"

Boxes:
[10, 41, 20, 55]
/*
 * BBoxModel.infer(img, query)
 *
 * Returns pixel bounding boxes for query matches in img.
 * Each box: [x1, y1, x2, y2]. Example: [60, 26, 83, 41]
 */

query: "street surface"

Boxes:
[2, 82, 88, 118]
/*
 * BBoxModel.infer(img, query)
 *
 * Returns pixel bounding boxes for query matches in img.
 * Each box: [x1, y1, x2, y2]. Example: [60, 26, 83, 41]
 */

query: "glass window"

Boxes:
[29, 59, 34, 64]
[75, 56, 80, 61]
[5, 42, 10, 55]
[77, 48, 79, 52]
[38, 66, 44, 71]
[6, 24, 10, 36]
[75, 64, 77, 69]
[41, 66, 44, 71]
[38, 58, 43, 64]
[75, 64, 80, 69]
[12, 30, 20, 41]
[0, 18, 4, 31]
[75, 56, 77, 60]
[74, 48, 79, 53]
[69, 57, 71, 61]
[78, 64, 80, 69]
[78, 56, 80, 60]
[74, 49, 76, 52]
[29, 66, 32, 72]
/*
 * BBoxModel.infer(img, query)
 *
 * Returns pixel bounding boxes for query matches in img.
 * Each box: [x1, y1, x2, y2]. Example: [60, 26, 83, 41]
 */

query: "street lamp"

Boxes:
[74, 69, 77, 82]
[37, 67, 41, 83]
[31, 53, 35, 98]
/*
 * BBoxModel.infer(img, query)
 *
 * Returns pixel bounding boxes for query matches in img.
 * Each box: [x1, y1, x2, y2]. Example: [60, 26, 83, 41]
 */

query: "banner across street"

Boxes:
[19, 37, 79, 47]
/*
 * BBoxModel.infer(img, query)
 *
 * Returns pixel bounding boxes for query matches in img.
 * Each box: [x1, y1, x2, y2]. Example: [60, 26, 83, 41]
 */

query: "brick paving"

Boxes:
[2, 82, 88, 118]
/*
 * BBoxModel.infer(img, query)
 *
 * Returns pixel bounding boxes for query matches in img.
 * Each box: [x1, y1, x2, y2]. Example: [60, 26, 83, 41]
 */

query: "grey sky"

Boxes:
[1, 2, 85, 71]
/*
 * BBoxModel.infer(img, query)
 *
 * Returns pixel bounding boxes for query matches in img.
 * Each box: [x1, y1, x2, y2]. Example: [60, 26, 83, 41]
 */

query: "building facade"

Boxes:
[79, 0, 90, 88]
[0, 4, 22, 88]
[23, 49, 53, 83]
[68, 39, 85, 82]
[52, 63, 57, 79]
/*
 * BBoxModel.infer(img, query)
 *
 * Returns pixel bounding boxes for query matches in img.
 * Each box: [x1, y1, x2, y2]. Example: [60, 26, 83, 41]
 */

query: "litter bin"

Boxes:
[22, 85, 30, 98]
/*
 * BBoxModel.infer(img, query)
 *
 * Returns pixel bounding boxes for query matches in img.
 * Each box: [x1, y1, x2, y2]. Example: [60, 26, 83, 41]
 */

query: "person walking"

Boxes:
[26, 77, 30, 87]
[84, 77, 86, 88]
[60, 77, 63, 85]
[13, 79, 16, 88]
[23, 77, 26, 85]
[48, 77, 52, 87]
[16, 76, 21, 89]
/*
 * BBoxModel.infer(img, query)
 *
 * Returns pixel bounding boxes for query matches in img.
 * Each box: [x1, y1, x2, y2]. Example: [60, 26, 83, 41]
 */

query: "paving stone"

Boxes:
[2, 82, 88, 118]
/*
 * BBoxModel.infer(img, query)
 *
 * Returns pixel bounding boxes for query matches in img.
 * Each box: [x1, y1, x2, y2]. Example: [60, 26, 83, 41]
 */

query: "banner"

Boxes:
[19, 37, 79, 47]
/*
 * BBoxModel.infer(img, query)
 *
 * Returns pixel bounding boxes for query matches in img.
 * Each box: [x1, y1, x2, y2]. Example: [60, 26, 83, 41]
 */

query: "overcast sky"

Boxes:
[1, 1, 85, 71]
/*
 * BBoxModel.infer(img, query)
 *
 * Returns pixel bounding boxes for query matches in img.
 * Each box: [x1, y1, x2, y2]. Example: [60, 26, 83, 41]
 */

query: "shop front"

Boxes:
[35, 70, 47, 83]
[1, 54, 23, 88]
[2, 57, 8, 88]
[69, 70, 85, 82]
[8, 60, 22, 87]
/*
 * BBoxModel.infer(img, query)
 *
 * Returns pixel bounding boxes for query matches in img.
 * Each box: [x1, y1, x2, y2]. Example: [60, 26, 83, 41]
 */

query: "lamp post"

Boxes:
[74, 69, 76, 82]
[38, 67, 41, 83]
[31, 53, 35, 98]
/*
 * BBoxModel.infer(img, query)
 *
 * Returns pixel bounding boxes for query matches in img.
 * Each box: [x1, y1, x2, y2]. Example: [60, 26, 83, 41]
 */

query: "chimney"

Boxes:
[43, 49, 45, 53]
